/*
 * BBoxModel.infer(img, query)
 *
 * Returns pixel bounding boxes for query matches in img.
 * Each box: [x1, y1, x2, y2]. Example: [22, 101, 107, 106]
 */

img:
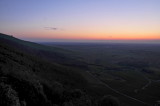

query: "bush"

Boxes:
[98, 95, 120, 106]
[0, 83, 20, 106]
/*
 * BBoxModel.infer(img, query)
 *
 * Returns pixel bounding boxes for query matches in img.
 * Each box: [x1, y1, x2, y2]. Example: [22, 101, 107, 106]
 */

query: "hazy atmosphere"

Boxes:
[0, 0, 160, 43]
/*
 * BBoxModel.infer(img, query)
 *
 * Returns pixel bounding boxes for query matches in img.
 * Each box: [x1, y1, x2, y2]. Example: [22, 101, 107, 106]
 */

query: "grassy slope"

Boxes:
[0, 33, 95, 106]
[0, 34, 88, 89]
[0, 33, 87, 68]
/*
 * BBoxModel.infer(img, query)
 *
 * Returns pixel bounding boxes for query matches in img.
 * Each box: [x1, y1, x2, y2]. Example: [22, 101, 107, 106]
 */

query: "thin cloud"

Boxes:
[44, 27, 58, 30]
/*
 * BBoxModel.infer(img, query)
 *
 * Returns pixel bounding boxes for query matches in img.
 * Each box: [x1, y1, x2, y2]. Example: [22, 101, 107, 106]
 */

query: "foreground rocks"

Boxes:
[0, 74, 92, 106]
[0, 74, 120, 106]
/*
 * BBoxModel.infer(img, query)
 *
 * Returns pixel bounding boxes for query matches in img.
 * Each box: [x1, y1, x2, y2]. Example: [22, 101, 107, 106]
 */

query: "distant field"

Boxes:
[42, 42, 160, 105]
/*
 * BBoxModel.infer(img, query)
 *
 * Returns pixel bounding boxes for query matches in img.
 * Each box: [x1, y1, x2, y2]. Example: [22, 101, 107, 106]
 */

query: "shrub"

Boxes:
[98, 95, 120, 106]
[0, 83, 20, 106]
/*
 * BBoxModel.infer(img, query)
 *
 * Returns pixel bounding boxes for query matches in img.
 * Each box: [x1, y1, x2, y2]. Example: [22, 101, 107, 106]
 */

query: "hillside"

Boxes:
[0, 33, 122, 106]
[0, 33, 87, 68]
[0, 33, 91, 106]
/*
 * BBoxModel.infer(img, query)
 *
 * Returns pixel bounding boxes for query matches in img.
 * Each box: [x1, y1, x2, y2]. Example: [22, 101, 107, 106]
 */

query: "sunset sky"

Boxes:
[0, 0, 160, 42]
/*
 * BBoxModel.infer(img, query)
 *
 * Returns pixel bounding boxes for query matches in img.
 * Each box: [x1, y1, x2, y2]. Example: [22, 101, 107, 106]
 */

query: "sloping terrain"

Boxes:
[0, 33, 87, 68]
[0, 34, 92, 106]
[0, 33, 121, 106]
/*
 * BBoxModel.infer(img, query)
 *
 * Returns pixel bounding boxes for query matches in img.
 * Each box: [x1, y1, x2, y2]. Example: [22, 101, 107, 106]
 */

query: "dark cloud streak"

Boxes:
[44, 27, 58, 30]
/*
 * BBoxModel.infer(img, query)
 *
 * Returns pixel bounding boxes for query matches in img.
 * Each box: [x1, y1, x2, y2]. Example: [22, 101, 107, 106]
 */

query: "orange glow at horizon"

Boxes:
[13, 24, 160, 41]
[16, 30, 160, 40]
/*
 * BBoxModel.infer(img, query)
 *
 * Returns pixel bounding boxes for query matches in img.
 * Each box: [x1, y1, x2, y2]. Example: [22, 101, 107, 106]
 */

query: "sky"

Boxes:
[0, 0, 160, 42]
